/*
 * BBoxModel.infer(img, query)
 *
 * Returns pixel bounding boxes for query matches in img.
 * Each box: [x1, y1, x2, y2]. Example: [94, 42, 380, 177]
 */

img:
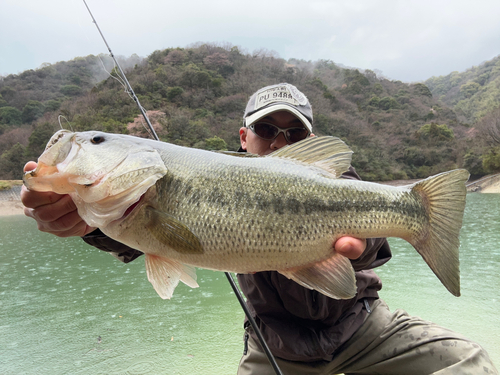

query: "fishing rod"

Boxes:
[82, 2, 283, 374]
[82, 0, 159, 142]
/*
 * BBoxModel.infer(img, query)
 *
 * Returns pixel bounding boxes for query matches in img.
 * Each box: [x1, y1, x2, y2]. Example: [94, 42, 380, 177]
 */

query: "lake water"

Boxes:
[1, 193, 499, 374]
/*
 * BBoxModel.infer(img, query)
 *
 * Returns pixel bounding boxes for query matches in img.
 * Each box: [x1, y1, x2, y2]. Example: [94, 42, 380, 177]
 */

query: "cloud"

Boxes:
[1, 0, 499, 81]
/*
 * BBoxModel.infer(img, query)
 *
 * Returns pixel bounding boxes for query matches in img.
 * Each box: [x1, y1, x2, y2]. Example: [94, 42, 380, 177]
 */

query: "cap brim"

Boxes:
[245, 104, 312, 132]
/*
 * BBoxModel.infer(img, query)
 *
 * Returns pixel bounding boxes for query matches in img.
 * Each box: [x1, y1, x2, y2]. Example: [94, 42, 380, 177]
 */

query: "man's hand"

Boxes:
[335, 237, 366, 259]
[21, 161, 96, 237]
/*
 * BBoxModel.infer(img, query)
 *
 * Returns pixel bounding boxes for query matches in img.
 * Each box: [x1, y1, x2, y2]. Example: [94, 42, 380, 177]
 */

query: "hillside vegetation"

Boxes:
[425, 55, 500, 124]
[1, 43, 499, 181]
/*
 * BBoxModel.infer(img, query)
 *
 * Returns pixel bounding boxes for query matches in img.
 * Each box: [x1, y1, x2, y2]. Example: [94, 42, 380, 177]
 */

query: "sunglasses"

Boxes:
[248, 122, 310, 144]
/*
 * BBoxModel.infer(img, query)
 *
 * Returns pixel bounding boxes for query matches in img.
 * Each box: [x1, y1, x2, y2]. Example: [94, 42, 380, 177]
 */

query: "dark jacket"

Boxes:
[236, 167, 391, 362]
[82, 167, 391, 362]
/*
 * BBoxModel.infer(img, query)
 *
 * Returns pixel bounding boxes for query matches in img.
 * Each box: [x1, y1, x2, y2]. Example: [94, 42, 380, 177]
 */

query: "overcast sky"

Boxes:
[1, 0, 499, 82]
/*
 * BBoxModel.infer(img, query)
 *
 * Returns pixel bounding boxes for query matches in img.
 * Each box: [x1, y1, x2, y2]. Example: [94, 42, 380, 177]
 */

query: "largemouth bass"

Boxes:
[24, 130, 469, 299]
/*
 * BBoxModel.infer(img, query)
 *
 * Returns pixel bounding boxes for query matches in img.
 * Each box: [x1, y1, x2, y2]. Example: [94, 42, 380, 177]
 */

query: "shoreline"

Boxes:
[0, 201, 26, 216]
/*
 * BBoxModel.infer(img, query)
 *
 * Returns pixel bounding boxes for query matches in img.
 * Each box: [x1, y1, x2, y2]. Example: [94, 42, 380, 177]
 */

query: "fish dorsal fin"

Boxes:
[267, 136, 353, 177]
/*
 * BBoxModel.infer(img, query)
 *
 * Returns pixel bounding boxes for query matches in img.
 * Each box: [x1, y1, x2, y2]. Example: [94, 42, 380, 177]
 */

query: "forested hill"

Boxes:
[0, 43, 499, 180]
[425, 55, 500, 124]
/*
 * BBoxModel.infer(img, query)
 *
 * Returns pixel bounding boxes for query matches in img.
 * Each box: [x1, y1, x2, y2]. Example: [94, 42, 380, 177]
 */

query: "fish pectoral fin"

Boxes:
[145, 254, 199, 299]
[267, 136, 353, 178]
[145, 207, 203, 254]
[278, 252, 357, 300]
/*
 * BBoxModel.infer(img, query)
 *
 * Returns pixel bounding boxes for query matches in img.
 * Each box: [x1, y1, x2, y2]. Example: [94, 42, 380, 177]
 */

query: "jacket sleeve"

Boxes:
[82, 229, 144, 263]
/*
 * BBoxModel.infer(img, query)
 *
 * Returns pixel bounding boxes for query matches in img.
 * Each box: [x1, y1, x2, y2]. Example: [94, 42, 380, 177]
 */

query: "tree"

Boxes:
[476, 106, 500, 145]
[166, 87, 184, 101]
[0, 94, 7, 108]
[482, 147, 500, 173]
[417, 123, 454, 142]
[25, 122, 57, 160]
[368, 96, 380, 107]
[0, 143, 26, 179]
[164, 49, 188, 65]
[180, 63, 213, 88]
[60, 85, 83, 96]
[22, 100, 44, 123]
[44, 99, 62, 113]
[203, 52, 234, 76]
[0, 127, 31, 155]
[460, 81, 481, 98]
[463, 151, 485, 177]
[0, 86, 16, 101]
[205, 136, 227, 150]
[378, 96, 400, 110]
[0, 106, 22, 126]
[412, 83, 433, 97]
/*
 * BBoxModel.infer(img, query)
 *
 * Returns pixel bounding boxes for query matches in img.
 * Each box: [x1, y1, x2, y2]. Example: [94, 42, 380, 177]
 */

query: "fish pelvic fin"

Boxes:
[267, 136, 353, 178]
[145, 207, 204, 254]
[145, 254, 199, 299]
[409, 169, 470, 297]
[279, 251, 357, 299]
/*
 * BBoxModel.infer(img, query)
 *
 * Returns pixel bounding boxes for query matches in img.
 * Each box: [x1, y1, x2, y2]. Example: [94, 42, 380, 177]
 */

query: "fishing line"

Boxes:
[82, 2, 283, 374]
[58, 115, 73, 132]
[75, 1, 128, 92]
[96, 54, 129, 92]
[82, 0, 158, 141]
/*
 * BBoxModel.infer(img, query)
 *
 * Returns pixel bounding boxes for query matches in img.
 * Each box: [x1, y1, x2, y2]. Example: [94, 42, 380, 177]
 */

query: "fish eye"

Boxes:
[91, 135, 105, 144]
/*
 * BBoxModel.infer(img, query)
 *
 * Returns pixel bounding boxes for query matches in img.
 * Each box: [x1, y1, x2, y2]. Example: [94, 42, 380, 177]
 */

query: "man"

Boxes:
[22, 83, 497, 374]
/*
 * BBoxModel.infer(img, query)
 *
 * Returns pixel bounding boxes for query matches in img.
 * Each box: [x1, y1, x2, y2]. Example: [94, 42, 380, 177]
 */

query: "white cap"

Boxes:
[243, 83, 313, 132]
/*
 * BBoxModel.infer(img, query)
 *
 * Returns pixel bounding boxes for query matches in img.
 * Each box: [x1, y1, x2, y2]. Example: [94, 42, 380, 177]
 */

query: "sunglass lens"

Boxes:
[287, 128, 309, 143]
[254, 123, 278, 140]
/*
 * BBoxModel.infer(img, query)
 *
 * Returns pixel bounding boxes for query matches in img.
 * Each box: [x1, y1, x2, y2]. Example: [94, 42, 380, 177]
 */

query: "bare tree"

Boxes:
[476, 106, 500, 145]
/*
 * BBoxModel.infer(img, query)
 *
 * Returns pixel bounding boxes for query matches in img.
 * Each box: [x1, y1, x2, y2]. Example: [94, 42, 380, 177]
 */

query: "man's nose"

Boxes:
[270, 132, 288, 149]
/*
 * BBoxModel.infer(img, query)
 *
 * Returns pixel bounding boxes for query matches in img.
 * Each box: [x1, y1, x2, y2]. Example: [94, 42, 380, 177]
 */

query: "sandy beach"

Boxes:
[0, 200, 25, 216]
[0, 183, 24, 216]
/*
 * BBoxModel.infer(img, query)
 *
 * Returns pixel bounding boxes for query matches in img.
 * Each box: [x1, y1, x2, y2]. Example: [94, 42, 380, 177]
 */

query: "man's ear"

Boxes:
[239, 127, 248, 150]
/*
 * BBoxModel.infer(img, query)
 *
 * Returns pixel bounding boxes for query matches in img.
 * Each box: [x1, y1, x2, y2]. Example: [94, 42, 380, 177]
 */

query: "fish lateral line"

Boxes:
[23, 130, 470, 300]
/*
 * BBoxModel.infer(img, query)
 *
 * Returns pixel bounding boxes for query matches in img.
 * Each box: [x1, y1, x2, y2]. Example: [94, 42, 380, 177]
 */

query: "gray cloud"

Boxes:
[1, 0, 499, 82]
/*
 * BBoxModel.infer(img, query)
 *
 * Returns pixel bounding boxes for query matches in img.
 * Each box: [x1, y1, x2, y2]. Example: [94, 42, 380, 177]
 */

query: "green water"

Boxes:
[1, 193, 499, 374]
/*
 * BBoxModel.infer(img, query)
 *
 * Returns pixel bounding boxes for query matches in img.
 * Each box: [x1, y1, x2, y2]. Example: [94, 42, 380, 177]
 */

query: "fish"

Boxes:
[24, 130, 470, 300]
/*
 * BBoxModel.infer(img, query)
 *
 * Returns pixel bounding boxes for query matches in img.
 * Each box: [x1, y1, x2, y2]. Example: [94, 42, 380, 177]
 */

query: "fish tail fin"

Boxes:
[145, 254, 199, 299]
[409, 169, 470, 297]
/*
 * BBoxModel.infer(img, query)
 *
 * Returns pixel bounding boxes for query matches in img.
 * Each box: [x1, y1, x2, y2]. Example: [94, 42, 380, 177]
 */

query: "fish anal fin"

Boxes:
[145, 254, 199, 299]
[279, 252, 356, 300]
[145, 207, 203, 254]
[267, 136, 353, 177]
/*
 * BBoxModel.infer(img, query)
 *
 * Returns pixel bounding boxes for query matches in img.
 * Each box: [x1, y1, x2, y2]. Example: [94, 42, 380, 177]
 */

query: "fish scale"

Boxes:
[24, 130, 469, 300]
